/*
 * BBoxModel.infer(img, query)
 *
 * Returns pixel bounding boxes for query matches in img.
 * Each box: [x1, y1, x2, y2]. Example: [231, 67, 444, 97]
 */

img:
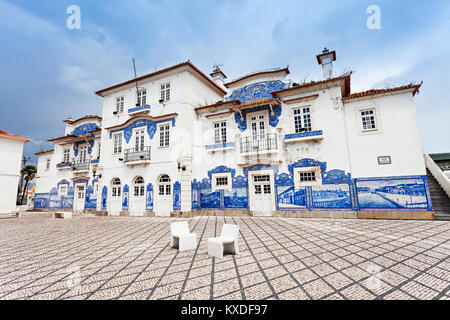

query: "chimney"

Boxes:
[316, 48, 336, 80]
[210, 64, 227, 89]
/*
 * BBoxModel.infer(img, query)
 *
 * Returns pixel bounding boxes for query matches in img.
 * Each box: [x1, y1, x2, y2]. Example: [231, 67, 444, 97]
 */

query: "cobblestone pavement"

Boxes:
[0, 213, 449, 300]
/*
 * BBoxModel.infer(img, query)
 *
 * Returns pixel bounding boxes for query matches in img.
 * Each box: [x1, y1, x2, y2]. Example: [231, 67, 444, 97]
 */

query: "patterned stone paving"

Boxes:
[0, 213, 449, 300]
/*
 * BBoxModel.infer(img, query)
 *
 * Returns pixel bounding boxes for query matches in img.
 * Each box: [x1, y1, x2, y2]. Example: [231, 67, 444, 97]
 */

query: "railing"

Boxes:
[424, 154, 450, 198]
[240, 133, 278, 154]
[124, 147, 151, 163]
[72, 161, 90, 172]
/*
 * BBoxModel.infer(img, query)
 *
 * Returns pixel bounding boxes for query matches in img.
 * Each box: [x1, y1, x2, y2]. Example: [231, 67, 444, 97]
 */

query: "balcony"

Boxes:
[57, 162, 72, 170]
[72, 161, 90, 173]
[240, 133, 278, 155]
[124, 147, 151, 167]
[284, 130, 324, 143]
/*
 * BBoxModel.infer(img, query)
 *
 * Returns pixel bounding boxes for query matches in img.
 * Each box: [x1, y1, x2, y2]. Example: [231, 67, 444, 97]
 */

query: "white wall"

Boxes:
[0, 137, 26, 213]
[344, 92, 425, 178]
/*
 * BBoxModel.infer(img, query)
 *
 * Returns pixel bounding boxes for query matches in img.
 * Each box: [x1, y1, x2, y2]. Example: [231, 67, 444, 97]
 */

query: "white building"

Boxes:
[34, 50, 434, 219]
[0, 130, 31, 214]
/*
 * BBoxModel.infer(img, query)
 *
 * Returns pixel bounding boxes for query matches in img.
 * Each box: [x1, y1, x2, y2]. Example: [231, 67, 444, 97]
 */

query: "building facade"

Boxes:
[34, 51, 434, 219]
[0, 130, 31, 214]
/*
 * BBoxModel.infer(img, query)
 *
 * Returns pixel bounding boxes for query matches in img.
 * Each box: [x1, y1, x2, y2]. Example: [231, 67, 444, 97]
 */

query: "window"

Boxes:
[116, 96, 124, 113]
[63, 149, 70, 163]
[361, 109, 377, 131]
[159, 175, 171, 195]
[299, 171, 316, 182]
[214, 121, 227, 144]
[159, 124, 170, 147]
[135, 129, 145, 151]
[79, 145, 88, 163]
[254, 175, 270, 182]
[113, 133, 123, 154]
[112, 178, 121, 197]
[294, 167, 322, 188]
[59, 185, 68, 196]
[216, 177, 228, 186]
[161, 83, 171, 102]
[293, 107, 312, 133]
[134, 177, 145, 197]
[46, 159, 51, 170]
[137, 89, 147, 106]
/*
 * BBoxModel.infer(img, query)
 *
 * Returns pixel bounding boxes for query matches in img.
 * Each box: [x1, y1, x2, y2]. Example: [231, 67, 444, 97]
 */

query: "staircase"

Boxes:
[427, 170, 450, 220]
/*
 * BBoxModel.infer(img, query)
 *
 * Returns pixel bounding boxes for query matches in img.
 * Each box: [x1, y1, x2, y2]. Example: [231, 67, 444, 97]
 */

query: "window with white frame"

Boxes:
[137, 89, 147, 106]
[116, 96, 124, 113]
[214, 121, 227, 144]
[159, 124, 170, 147]
[159, 175, 171, 195]
[299, 171, 316, 182]
[63, 149, 70, 163]
[212, 173, 232, 191]
[46, 159, 51, 170]
[112, 178, 121, 197]
[113, 132, 123, 154]
[294, 167, 322, 188]
[293, 106, 312, 133]
[160, 83, 170, 102]
[59, 184, 68, 196]
[134, 176, 145, 197]
[360, 109, 377, 131]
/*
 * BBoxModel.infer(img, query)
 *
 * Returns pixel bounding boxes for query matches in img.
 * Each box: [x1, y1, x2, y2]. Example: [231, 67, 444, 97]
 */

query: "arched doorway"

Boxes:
[130, 176, 145, 216]
[110, 178, 122, 216]
[156, 174, 172, 217]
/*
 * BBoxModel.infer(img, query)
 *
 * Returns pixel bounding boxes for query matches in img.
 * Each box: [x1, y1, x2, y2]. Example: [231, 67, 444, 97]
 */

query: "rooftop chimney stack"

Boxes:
[316, 48, 336, 80]
[210, 64, 227, 90]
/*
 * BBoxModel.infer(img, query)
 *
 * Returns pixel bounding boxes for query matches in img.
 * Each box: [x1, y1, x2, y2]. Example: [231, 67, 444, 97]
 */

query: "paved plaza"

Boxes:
[0, 213, 449, 300]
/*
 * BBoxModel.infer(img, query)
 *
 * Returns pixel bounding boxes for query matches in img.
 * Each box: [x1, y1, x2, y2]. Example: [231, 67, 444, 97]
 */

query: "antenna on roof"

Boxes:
[213, 63, 223, 73]
[133, 58, 140, 106]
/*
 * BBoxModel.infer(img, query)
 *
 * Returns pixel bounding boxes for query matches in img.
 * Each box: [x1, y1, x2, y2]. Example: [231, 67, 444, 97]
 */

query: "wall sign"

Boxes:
[378, 156, 392, 165]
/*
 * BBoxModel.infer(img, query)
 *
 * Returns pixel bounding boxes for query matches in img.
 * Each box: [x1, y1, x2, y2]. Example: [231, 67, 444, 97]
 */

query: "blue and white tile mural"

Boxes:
[224, 188, 248, 209]
[312, 184, 352, 209]
[356, 176, 431, 210]
[277, 186, 307, 209]
[173, 182, 181, 211]
[146, 183, 154, 211]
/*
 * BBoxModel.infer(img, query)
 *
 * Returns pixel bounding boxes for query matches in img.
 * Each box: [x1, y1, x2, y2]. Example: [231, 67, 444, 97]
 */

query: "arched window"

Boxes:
[159, 175, 171, 196]
[134, 176, 145, 197]
[112, 178, 121, 197]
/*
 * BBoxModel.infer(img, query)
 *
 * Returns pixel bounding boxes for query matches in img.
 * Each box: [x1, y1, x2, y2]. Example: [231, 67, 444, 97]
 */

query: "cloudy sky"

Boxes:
[1, 0, 449, 164]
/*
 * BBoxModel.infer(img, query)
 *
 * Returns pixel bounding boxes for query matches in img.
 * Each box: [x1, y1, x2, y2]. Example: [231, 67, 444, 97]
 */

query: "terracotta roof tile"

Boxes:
[342, 83, 422, 101]
[0, 130, 31, 142]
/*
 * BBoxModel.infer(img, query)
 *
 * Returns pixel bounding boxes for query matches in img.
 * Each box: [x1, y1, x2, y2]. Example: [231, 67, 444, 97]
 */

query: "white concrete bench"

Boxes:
[53, 212, 72, 219]
[170, 221, 197, 252]
[208, 224, 240, 259]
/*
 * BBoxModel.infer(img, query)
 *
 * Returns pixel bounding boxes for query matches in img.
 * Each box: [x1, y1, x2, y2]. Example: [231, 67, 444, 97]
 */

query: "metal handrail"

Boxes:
[124, 146, 151, 163]
[72, 161, 90, 172]
[240, 133, 277, 153]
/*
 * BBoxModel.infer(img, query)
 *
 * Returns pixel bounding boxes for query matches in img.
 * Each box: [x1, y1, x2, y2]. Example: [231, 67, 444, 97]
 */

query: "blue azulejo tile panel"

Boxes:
[122, 185, 129, 211]
[146, 183, 153, 211]
[34, 194, 50, 209]
[227, 80, 289, 104]
[128, 105, 150, 114]
[85, 185, 97, 209]
[205, 142, 235, 150]
[101, 186, 108, 211]
[277, 186, 307, 210]
[311, 184, 352, 209]
[173, 182, 181, 211]
[224, 187, 248, 209]
[355, 176, 431, 210]
[285, 130, 323, 140]
[200, 189, 221, 209]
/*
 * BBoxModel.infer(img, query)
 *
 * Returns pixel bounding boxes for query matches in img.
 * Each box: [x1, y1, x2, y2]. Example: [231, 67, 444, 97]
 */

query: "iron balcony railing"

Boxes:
[124, 147, 151, 163]
[240, 133, 278, 154]
[72, 161, 90, 172]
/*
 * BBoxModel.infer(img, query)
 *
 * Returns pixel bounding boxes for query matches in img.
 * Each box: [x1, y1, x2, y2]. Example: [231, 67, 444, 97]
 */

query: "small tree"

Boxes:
[20, 165, 37, 205]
